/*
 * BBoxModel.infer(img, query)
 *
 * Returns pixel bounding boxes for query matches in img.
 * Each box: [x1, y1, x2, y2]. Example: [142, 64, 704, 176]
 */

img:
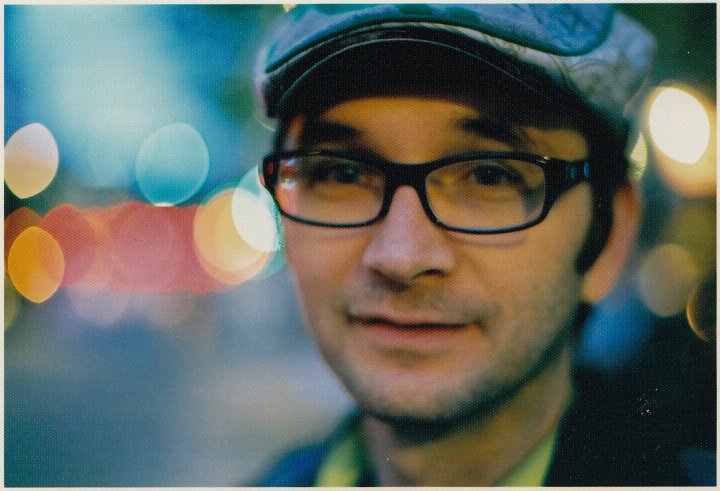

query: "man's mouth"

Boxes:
[354, 316, 467, 330]
[349, 314, 473, 353]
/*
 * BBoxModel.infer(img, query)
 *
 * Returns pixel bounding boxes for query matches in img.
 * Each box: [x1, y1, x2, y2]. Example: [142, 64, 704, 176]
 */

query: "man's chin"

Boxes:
[358, 397, 501, 442]
[347, 366, 545, 441]
[350, 380, 514, 439]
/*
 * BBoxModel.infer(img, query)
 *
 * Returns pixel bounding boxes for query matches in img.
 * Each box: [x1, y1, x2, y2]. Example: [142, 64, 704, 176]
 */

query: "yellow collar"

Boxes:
[315, 418, 559, 487]
[496, 428, 558, 486]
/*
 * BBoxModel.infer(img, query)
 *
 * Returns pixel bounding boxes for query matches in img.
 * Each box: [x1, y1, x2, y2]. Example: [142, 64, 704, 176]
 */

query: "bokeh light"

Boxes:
[648, 87, 710, 164]
[686, 274, 716, 343]
[7, 226, 65, 303]
[636, 243, 699, 317]
[159, 204, 225, 294]
[194, 186, 271, 285]
[40, 204, 97, 287]
[661, 203, 716, 277]
[109, 202, 184, 290]
[4, 206, 42, 269]
[136, 123, 209, 206]
[12, 201, 237, 294]
[5, 276, 22, 330]
[232, 166, 283, 253]
[73, 205, 121, 291]
[232, 166, 286, 280]
[245, 244, 287, 282]
[4, 123, 60, 198]
[646, 85, 716, 197]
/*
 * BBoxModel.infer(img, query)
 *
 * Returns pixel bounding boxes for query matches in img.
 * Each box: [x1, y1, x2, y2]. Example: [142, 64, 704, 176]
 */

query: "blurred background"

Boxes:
[4, 4, 716, 486]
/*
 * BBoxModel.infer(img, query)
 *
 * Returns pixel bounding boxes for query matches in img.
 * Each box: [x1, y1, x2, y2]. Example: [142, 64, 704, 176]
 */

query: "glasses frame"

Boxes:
[262, 149, 591, 234]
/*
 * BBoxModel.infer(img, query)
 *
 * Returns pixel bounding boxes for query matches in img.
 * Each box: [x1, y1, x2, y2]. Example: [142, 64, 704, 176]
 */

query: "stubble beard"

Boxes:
[323, 310, 576, 440]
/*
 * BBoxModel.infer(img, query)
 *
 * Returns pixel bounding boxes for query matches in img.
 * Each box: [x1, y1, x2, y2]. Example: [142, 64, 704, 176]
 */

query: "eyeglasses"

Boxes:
[262, 149, 591, 234]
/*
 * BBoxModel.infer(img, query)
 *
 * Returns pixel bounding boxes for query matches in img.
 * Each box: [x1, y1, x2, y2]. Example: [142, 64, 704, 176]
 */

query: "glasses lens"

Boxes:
[426, 158, 546, 231]
[275, 154, 385, 225]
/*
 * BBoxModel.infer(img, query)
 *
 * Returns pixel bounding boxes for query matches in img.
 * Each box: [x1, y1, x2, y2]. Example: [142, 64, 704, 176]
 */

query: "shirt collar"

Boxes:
[315, 415, 559, 487]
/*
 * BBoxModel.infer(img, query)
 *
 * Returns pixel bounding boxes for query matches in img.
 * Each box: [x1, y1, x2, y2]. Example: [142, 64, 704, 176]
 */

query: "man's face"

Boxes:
[282, 96, 593, 423]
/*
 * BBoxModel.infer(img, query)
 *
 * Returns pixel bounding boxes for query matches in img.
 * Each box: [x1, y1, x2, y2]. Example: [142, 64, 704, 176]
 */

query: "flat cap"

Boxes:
[255, 4, 654, 127]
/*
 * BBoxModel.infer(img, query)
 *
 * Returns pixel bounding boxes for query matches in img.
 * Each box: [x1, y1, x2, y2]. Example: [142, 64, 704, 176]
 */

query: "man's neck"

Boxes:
[362, 346, 573, 486]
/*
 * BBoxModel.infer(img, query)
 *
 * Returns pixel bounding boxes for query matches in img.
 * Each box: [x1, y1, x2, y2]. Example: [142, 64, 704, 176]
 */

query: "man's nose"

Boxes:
[361, 185, 456, 288]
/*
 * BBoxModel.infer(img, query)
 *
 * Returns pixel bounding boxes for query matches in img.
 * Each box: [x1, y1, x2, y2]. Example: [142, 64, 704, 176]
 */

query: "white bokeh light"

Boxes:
[231, 166, 282, 253]
[4, 123, 60, 198]
[648, 87, 710, 164]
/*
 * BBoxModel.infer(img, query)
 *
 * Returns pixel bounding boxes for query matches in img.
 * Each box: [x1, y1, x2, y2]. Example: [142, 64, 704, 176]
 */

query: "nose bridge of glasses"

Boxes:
[381, 162, 441, 225]
[383, 160, 433, 188]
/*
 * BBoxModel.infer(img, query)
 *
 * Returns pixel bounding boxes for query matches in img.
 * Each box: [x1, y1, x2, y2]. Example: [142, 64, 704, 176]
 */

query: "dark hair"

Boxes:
[272, 41, 630, 274]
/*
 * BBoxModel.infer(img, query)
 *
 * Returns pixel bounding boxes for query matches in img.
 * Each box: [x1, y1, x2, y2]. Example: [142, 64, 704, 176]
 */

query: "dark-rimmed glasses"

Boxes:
[262, 150, 590, 234]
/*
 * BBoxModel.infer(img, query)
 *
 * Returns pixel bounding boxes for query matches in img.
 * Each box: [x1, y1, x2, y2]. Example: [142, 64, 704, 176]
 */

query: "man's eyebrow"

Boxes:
[458, 117, 528, 147]
[296, 119, 361, 148]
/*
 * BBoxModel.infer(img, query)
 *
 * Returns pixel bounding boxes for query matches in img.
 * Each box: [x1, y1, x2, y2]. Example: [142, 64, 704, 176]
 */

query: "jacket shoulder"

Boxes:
[252, 442, 328, 487]
[546, 368, 703, 486]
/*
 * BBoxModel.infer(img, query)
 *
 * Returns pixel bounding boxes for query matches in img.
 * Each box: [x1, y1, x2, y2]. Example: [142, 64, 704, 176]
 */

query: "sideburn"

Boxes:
[574, 185, 614, 274]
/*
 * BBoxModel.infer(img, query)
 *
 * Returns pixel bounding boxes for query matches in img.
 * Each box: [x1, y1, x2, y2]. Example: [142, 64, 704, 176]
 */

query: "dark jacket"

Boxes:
[254, 368, 713, 486]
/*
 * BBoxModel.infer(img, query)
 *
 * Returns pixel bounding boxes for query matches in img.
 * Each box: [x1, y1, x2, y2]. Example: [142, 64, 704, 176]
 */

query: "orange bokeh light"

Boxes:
[194, 188, 270, 285]
[7, 226, 65, 303]
[5, 207, 42, 269]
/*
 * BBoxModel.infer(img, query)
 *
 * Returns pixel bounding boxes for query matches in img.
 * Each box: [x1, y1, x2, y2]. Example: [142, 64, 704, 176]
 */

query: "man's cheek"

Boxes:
[284, 235, 327, 283]
[285, 246, 339, 320]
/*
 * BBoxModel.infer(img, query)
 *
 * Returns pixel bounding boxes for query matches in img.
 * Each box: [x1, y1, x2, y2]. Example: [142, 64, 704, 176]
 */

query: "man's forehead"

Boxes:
[314, 96, 489, 138]
[288, 96, 588, 159]
[289, 96, 522, 144]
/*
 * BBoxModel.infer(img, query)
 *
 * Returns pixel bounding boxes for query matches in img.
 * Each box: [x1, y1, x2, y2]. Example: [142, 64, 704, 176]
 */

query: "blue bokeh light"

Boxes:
[136, 123, 209, 205]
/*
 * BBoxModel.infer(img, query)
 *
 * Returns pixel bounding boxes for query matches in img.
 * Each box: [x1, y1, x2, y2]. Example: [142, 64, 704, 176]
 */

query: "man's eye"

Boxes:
[330, 162, 363, 184]
[470, 163, 522, 186]
[309, 161, 364, 184]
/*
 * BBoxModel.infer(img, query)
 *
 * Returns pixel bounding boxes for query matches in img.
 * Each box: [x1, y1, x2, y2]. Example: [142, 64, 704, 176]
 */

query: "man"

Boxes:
[251, 4, 695, 486]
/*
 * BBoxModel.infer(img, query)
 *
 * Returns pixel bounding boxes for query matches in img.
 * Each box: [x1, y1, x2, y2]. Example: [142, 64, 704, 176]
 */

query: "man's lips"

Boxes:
[351, 315, 468, 330]
[349, 314, 474, 353]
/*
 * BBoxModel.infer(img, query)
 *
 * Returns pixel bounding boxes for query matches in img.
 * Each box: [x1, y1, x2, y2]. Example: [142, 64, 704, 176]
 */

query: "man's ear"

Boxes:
[581, 182, 641, 303]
